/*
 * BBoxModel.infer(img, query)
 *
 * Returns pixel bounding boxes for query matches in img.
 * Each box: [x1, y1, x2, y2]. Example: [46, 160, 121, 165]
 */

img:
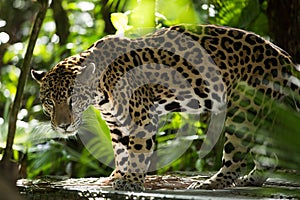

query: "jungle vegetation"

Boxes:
[0, 0, 299, 181]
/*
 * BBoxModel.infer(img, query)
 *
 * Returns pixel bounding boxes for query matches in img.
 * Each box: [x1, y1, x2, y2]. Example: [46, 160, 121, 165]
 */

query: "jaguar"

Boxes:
[31, 24, 300, 191]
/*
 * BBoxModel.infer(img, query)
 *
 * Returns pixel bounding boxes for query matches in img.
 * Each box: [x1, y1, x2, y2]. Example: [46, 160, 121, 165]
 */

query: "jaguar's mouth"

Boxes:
[52, 125, 79, 136]
[64, 130, 78, 135]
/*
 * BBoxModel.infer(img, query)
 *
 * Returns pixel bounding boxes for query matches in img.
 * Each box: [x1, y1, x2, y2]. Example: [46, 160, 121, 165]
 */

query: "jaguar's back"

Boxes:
[31, 24, 300, 191]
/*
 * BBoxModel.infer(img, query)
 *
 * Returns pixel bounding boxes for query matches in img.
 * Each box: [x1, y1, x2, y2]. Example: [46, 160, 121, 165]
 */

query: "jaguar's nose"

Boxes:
[58, 123, 71, 131]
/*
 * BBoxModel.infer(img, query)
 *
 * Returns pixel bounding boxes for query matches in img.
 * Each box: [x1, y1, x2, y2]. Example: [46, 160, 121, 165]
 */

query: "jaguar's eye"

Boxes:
[69, 96, 76, 105]
[68, 96, 78, 110]
[43, 99, 54, 107]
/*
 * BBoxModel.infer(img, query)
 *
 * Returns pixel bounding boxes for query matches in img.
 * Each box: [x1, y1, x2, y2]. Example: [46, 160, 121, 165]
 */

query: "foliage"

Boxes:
[0, 0, 299, 180]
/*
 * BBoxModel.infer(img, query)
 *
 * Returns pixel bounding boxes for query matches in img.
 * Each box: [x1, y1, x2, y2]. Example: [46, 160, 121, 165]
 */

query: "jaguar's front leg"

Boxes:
[110, 128, 156, 191]
[106, 84, 158, 191]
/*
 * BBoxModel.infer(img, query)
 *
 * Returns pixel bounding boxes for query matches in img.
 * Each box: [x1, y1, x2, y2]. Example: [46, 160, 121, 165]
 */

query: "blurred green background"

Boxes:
[0, 0, 299, 180]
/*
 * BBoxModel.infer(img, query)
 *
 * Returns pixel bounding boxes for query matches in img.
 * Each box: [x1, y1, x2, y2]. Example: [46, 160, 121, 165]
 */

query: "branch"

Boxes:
[0, 0, 48, 181]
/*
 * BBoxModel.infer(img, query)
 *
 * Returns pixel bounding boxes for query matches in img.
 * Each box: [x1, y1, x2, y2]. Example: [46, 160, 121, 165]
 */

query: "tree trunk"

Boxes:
[0, 0, 48, 185]
[267, 0, 300, 63]
[51, 0, 70, 46]
[101, 0, 117, 34]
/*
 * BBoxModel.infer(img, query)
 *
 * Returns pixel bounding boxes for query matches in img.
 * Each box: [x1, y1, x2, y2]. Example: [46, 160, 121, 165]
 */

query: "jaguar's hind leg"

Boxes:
[189, 127, 250, 189]
[189, 99, 255, 189]
[235, 107, 278, 187]
[234, 141, 278, 187]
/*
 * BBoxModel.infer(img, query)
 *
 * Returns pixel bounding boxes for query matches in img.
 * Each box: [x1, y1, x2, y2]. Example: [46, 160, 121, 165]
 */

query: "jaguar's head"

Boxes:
[31, 58, 96, 135]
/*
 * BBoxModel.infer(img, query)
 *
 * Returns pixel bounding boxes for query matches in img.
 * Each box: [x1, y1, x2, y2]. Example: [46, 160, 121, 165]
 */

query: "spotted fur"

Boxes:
[32, 25, 300, 191]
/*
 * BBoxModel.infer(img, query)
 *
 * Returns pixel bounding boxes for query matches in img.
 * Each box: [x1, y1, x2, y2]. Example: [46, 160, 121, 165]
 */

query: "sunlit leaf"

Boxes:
[111, 12, 132, 34]
[78, 106, 114, 168]
[157, 0, 201, 25]
[3, 50, 15, 64]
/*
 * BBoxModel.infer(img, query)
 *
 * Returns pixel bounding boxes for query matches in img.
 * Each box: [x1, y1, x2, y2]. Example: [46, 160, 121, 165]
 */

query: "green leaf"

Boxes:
[79, 106, 114, 168]
[238, 0, 260, 28]
[2, 50, 15, 64]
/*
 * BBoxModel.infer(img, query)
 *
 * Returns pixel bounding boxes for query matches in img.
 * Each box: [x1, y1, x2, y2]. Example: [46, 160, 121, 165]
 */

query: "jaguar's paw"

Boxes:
[234, 174, 266, 187]
[113, 179, 145, 191]
[188, 179, 228, 190]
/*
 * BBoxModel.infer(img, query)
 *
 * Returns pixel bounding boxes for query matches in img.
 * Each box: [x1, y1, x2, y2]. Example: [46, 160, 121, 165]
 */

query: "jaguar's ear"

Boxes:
[31, 69, 46, 85]
[77, 63, 96, 84]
